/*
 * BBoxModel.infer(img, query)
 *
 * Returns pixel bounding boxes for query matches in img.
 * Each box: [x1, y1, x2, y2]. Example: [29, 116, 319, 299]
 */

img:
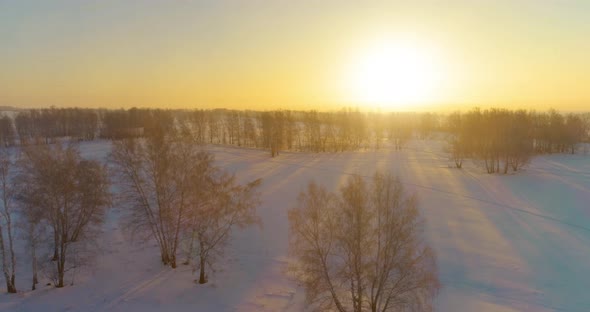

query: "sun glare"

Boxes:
[348, 37, 443, 110]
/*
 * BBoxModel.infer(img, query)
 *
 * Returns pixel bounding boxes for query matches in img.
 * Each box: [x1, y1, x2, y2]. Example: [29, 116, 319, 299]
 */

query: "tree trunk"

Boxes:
[198, 256, 207, 284]
[161, 251, 169, 265]
[503, 158, 509, 174]
[6, 217, 16, 292]
[57, 272, 64, 288]
[52, 231, 59, 261]
[184, 230, 196, 265]
[170, 254, 177, 269]
[32, 244, 38, 291]
[32, 257, 39, 290]
[57, 258, 65, 288]
[56, 241, 66, 288]
[6, 279, 16, 293]
[1, 227, 16, 293]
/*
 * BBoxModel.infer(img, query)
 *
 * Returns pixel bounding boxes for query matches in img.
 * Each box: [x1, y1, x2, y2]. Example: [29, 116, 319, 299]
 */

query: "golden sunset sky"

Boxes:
[1, 1, 589, 111]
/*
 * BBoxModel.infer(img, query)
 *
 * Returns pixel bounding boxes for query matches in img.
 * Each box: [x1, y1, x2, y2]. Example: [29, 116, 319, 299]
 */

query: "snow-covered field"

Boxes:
[1, 138, 590, 311]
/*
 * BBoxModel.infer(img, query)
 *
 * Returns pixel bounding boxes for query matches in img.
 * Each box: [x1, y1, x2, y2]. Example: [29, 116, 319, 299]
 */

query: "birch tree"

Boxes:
[289, 172, 439, 312]
[186, 173, 261, 284]
[111, 130, 202, 268]
[17, 143, 111, 288]
[0, 150, 16, 293]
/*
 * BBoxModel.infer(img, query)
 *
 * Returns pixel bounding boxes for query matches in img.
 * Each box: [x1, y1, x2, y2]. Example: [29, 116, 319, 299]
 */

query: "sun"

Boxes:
[348, 38, 443, 110]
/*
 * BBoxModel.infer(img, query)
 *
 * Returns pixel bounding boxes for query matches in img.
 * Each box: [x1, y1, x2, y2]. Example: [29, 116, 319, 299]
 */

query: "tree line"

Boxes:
[7, 108, 98, 146]
[179, 109, 430, 156]
[445, 108, 589, 173]
[0, 108, 433, 155]
[0, 107, 587, 163]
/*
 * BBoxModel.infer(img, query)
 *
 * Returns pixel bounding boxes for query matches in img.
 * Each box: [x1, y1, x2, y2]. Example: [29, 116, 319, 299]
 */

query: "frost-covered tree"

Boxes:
[185, 172, 261, 284]
[111, 130, 194, 268]
[0, 116, 16, 147]
[17, 143, 111, 288]
[289, 172, 439, 312]
[111, 125, 224, 269]
[260, 111, 285, 157]
[18, 200, 46, 290]
[112, 127, 262, 277]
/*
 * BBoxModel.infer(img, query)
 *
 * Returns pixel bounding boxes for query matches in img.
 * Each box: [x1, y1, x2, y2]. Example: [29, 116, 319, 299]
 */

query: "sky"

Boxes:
[1, 0, 589, 111]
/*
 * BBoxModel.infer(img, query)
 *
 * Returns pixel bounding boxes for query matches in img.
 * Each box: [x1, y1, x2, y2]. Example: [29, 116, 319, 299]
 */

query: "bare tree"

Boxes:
[111, 130, 204, 268]
[242, 113, 258, 148]
[17, 143, 111, 288]
[18, 201, 46, 290]
[289, 172, 439, 312]
[564, 114, 586, 154]
[288, 181, 344, 311]
[260, 111, 285, 157]
[0, 150, 16, 293]
[0, 116, 16, 147]
[445, 108, 540, 174]
[112, 126, 262, 278]
[189, 110, 207, 144]
[186, 172, 261, 284]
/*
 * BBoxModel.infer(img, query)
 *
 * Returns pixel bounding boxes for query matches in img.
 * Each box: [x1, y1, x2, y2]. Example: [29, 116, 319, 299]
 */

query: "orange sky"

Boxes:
[1, 1, 589, 112]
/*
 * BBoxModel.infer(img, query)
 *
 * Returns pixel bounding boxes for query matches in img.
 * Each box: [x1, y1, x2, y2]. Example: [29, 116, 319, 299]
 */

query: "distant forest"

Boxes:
[0, 107, 588, 173]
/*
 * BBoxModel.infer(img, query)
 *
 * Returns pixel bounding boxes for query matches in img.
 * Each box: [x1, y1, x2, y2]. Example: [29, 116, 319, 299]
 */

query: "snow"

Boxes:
[1, 138, 590, 311]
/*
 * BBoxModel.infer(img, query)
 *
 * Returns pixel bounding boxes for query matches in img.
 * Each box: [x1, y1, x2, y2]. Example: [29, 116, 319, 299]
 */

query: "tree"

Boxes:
[289, 172, 439, 312]
[0, 116, 16, 147]
[15, 112, 33, 145]
[419, 113, 438, 139]
[242, 112, 258, 148]
[388, 113, 413, 151]
[18, 200, 46, 290]
[564, 114, 586, 154]
[207, 110, 222, 144]
[186, 173, 261, 284]
[112, 127, 262, 277]
[446, 111, 465, 168]
[446, 108, 538, 174]
[0, 150, 17, 293]
[189, 110, 208, 144]
[111, 129, 202, 268]
[17, 143, 111, 287]
[260, 111, 285, 157]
